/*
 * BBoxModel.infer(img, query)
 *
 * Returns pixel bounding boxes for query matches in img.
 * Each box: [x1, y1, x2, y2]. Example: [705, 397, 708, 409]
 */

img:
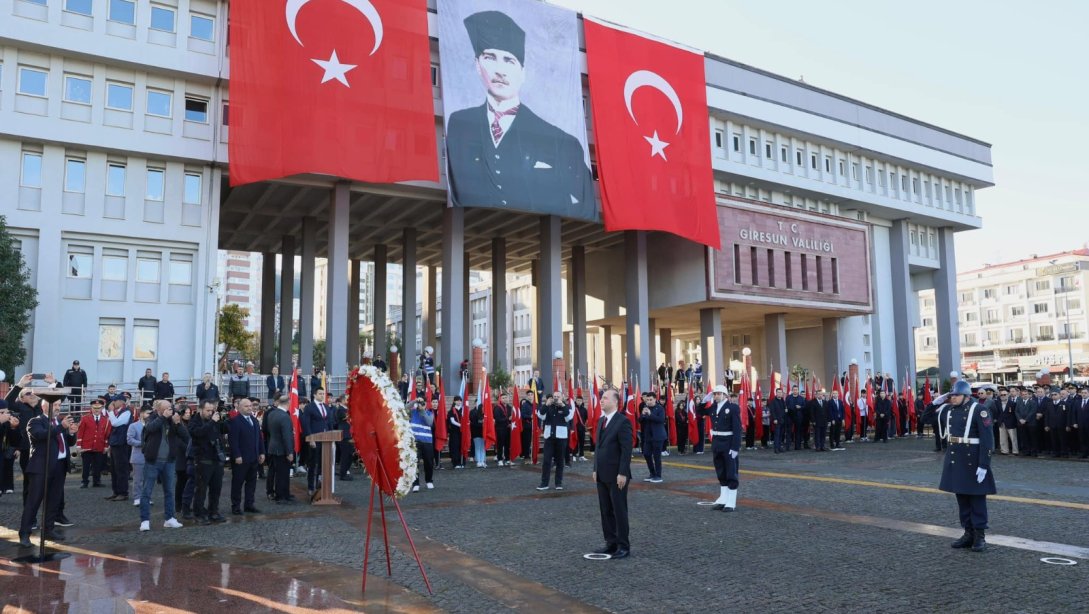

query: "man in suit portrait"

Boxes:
[446, 10, 595, 218]
[591, 388, 633, 559]
[301, 388, 333, 496]
[227, 398, 265, 515]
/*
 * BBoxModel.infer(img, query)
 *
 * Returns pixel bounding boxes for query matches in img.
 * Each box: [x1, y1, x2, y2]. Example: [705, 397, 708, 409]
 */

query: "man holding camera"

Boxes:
[189, 400, 228, 523]
[638, 391, 666, 483]
[536, 393, 573, 491]
[139, 400, 189, 532]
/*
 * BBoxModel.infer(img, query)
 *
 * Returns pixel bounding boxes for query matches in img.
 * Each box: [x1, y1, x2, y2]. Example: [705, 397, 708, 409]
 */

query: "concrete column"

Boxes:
[423, 265, 437, 351]
[625, 231, 652, 387]
[491, 238, 508, 371]
[538, 216, 563, 393]
[440, 207, 465, 393]
[299, 217, 316, 373]
[278, 236, 296, 376]
[889, 220, 916, 383]
[934, 227, 960, 379]
[764, 313, 788, 381]
[402, 227, 418, 366]
[463, 253, 471, 361]
[822, 318, 840, 384]
[701, 308, 724, 388]
[647, 317, 657, 377]
[571, 245, 587, 382]
[348, 259, 361, 366]
[374, 244, 388, 363]
[325, 184, 350, 376]
[659, 328, 672, 370]
[531, 258, 540, 373]
[602, 325, 614, 385]
[260, 252, 276, 372]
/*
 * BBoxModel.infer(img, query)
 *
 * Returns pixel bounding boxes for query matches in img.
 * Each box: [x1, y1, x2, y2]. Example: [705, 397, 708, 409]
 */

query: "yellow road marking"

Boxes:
[663, 461, 1089, 511]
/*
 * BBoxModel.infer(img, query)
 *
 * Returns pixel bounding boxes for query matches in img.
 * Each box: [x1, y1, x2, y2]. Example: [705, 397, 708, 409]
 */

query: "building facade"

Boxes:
[216, 250, 261, 332]
[916, 249, 1089, 384]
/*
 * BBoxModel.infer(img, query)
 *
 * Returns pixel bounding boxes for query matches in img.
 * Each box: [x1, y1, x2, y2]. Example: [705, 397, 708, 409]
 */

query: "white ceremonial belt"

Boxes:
[947, 436, 979, 444]
[711, 430, 734, 437]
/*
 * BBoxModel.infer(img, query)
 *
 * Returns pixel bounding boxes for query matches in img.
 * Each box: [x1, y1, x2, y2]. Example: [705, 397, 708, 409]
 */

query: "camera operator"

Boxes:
[188, 399, 229, 522]
[536, 393, 573, 491]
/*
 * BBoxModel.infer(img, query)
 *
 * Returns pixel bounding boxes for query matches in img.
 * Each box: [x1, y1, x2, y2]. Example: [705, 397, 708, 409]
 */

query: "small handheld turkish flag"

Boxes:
[229, 0, 438, 186]
[584, 19, 719, 248]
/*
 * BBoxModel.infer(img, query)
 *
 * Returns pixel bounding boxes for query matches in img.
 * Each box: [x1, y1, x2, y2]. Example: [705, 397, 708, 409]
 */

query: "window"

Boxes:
[1005, 284, 1019, 295]
[780, 146, 788, 163]
[133, 322, 159, 360]
[106, 163, 126, 196]
[963, 333, 977, 346]
[824, 156, 831, 173]
[1033, 303, 1048, 314]
[851, 162, 859, 180]
[713, 130, 723, 148]
[21, 152, 43, 187]
[190, 14, 215, 41]
[109, 0, 135, 24]
[732, 133, 740, 152]
[68, 248, 93, 278]
[1035, 280, 1051, 291]
[146, 89, 172, 117]
[922, 317, 934, 327]
[183, 172, 202, 204]
[136, 258, 161, 283]
[901, 175, 909, 192]
[63, 74, 92, 104]
[959, 291, 973, 302]
[169, 258, 192, 285]
[879, 171, 887, 188]
[1068, 298, 1082, 310]
[965, 311, 978, 322]
[150, 4, 176, 31]
[944, 185, 952, 202]
[1011, 306, 1025, 317]
[864, 165, 873, 184]
[106, 82, 133, 110]
[102, 255, 128, 281]
[923, 298, 935, 308]
[184, 97, 208, 122]
[146, 168, 165, 200]
[838, 159, 845, 175]
[1038, 325, 1054, 339]
[98, 321, 124, 360]
[985, 308, 998, 322]
[912, 177, 920, 194]
[64, 0, 93, 15]
[796, 150, 803, 166]
[222, 102, 229, 125]
[748, 138, 757, 156]
[810, 153, 817, 169]
[65, 158, 87, 193]
[924, 181, 932, 199]
[18, 67, 47, 96]
[910, 230, 917, 246]
[765, 141, 773, 159]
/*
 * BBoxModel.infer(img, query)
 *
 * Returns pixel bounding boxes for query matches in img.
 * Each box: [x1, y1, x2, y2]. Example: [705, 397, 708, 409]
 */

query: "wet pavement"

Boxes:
[2, 436, 1089, 612]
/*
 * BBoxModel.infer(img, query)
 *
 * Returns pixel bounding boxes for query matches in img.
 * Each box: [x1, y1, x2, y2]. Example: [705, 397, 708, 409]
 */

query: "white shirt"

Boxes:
[600, 410, 616, 431]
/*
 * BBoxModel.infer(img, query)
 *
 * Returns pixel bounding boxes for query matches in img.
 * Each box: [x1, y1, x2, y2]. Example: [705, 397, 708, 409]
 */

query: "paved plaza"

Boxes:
[3, 437, 1089, 613]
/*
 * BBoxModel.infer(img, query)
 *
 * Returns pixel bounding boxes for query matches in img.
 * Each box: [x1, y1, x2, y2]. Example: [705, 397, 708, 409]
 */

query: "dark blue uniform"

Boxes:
[709, 400, 741, 489]
[937, 400, 996, 532]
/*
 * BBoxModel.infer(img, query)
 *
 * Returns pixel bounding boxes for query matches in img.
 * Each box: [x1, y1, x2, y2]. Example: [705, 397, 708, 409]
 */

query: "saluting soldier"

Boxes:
[937, 380, 996, 553]
[707, 386, 742, 512]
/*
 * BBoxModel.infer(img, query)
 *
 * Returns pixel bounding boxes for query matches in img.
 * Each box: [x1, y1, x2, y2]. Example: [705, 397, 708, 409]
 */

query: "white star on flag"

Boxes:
[312, 50, 357, 87]
[644, 130, 670, 160]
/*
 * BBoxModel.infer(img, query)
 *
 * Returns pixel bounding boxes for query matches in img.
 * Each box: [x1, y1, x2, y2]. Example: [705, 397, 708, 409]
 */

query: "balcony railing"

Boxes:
[1036, 335, 1055, 341]
[1059, 332, 1082, 340]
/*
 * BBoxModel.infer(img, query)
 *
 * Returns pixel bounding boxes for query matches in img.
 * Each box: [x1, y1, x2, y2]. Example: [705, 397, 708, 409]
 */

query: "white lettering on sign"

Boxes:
[739, 222, 834, 253]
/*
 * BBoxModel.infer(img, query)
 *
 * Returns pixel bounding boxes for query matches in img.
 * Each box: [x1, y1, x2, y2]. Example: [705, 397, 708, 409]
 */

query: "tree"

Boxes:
[218, 304, 253, 366]
[313, 339, 326, 369]
[0, 217, 38, 382]
[489, 366, 512, 391]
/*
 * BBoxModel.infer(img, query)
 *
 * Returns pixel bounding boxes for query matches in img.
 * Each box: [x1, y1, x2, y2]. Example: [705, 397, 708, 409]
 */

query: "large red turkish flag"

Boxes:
[228, 0, 438, 186]
[584, 19, 719, 248]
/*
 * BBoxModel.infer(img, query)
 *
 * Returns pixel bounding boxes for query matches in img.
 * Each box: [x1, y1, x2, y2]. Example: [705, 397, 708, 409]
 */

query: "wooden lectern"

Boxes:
[305, 431, 343, 505]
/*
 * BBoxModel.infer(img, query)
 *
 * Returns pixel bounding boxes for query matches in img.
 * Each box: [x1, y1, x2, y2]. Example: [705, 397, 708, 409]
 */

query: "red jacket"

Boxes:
[76, 412, 112, 453]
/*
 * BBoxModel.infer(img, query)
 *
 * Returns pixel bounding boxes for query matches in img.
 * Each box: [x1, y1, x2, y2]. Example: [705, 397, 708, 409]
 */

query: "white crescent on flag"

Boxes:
[285, 0, 384, 87]
[623, 70, 685, 161]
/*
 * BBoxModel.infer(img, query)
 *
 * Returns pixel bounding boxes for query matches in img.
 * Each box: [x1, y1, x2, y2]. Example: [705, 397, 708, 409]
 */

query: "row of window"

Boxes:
[959, 297, 1083, 323]
[713, 121, 976, 215]
[68, 246, 193, 285]
[731, 245, 840, 295]
[2, 63, 211, 123]
[19, 150, 203, 203]
[98, 317, 159, 361]
[954, 277, 1079, 304]
[20, 0, 215, 41]
[959, 324, 1082, 348]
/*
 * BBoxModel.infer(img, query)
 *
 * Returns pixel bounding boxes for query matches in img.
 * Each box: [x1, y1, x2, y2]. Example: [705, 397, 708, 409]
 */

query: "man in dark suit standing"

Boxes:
[228, 399, 265, 515]
[446, 10, 595, 220]
[263, 396, 296, 502]
[301, 388, 332, 496]
[808, 390, 829, 451]
[18, 396, 76, 546]
[638, 391, 666, 483]
[592, 388, 633, 559]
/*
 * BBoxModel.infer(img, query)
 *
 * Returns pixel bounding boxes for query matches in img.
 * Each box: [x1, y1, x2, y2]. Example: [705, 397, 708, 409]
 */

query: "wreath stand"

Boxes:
[361, 431, 433, 595]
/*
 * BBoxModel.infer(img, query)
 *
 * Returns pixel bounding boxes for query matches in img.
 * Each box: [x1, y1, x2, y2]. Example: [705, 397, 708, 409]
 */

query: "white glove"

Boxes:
[975, 467, 987, 483]
[729, 449, 738, 459]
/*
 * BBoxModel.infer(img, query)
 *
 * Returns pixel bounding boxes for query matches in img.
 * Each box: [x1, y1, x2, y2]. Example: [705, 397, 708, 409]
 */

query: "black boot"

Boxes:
[970, 529, 988, 552]
[950, 528, 974, 549]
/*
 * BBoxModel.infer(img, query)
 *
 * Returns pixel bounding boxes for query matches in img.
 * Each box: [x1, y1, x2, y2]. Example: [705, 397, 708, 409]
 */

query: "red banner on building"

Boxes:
[228, 0, 438, 186]
[583, 19, 719, 248]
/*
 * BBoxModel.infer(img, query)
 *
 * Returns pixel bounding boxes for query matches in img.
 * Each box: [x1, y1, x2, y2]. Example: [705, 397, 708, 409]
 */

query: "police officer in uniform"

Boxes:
[707, 386, 741, 512]
[937, 380, 996, 553]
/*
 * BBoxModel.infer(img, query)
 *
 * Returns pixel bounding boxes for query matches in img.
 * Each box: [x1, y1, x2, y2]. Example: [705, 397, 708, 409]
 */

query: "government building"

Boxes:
[1, 0, 994, 394]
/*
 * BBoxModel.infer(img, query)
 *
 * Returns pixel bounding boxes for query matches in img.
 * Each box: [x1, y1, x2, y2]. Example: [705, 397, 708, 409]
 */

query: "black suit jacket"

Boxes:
[25, 415, 76, 475]
[593, 412, 633, 482]
[446, 103, 596, 220]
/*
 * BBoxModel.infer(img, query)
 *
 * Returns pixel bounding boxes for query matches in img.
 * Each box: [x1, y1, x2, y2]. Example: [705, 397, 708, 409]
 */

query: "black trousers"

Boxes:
[642, 439, 663, 478]
[306, 444, 322, 492]
[109, 444, 130, 497]
[744, 421, 755, 449]
[19, 450, 30, 503]
[539, 438, 566, 487]
[814, 423, 828, 450]
[0, 453, 14, 491]
[175, 466, 190, 512]
[448, 429, 463, 466]
[231, 460, 258, 509]
[955, 493, 988, 530]
[21, 462, 66, 536]
[269, 455, 291, 501]
[337, 441, 354, 477]
[1016, 423, 1034, 454]
[194, 459, 224, 517]
[495, 426, 511, 462]
[1048, 428, 1067, 456]
[830, 421, 842, 449]
[693, 419, 706, 453]
[81, 450, 106, 485]
[875, 418, 889, 442]
[413, 442, 434, 485]
[677, 424, 689, 453]
[575, 425, 587, 457]
[520, 420, 532, 458]
[596, 477, 630, 550]
[711, 441, 739, 489]
[1078, 426, 1089, 457]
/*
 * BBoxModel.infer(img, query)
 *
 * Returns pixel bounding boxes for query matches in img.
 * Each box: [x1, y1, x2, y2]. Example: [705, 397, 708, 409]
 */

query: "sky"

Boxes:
[550, 0, 1088, 271]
